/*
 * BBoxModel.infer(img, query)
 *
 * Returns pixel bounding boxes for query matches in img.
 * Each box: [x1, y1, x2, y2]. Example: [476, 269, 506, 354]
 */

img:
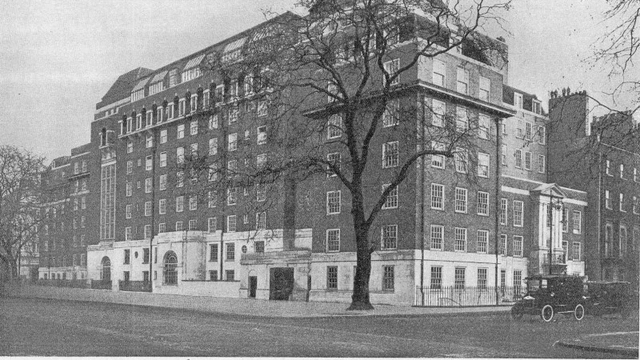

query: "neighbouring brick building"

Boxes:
[37, 6, 601, 306]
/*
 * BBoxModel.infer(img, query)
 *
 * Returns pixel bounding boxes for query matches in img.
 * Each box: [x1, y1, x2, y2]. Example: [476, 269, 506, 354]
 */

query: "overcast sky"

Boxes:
[0, 0, 631, 162]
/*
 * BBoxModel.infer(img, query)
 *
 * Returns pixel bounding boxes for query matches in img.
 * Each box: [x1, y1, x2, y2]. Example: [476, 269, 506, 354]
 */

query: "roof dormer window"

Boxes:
[182, 54, 204, 82]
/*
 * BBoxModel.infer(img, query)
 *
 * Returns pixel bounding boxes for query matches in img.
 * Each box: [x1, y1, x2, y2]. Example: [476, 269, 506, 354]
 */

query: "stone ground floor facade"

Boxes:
[35, 226, 586, 307]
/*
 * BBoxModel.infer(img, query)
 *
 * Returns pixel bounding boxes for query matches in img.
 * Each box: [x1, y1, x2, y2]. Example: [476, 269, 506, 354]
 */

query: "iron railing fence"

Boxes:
[90, 279, 112, 290]
[119, 280, 151, 292]
[415, 286, 524, 307]
[34, 279, 89, 289]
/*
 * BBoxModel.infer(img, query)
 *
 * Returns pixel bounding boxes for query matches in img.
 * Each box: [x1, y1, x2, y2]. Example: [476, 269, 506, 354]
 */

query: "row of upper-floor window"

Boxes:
[40, 197, 86, 219]
[43, 253, 87, 268]
[41, 234, 86, 252]
[41, 216, 87, 235]
[604, 190, 640, 214]
[603, 223, 640, 258]
[72, 160, 88, 175]
[604, 160, 639, 182]
[124, 212, 267, 241]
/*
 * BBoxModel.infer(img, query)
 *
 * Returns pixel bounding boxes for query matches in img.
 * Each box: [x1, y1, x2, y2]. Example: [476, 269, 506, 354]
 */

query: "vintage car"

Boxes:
[585, 281, 637, 318]
[511, 275, 587, 322]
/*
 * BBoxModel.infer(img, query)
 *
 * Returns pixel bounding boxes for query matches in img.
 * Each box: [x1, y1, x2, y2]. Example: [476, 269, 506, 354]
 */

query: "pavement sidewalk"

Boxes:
[556, 331, 639, 358]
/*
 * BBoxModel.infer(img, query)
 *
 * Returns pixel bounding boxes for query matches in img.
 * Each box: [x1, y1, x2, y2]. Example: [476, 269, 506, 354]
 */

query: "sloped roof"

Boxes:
[532, 183, 567, 199]
[96, 67, 154, 109]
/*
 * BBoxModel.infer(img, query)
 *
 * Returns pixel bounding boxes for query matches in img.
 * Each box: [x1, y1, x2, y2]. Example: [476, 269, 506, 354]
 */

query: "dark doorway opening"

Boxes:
[249, 276, 257, 298]
[269, 267, 294, 301]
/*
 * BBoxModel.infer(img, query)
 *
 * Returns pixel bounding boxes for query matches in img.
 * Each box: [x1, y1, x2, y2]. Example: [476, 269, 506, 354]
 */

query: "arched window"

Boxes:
[163, 251, 178, 285]
[100, 128, 107, 147]
[100, 256, 111, 281]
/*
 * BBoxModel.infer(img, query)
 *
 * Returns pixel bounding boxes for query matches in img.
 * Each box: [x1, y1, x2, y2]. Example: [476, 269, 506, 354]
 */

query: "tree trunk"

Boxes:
[348, 230, 374, 310]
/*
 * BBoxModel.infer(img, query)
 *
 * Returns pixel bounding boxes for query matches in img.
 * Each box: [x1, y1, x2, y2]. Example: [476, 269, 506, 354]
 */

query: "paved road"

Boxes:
[1, 297, 637, 357]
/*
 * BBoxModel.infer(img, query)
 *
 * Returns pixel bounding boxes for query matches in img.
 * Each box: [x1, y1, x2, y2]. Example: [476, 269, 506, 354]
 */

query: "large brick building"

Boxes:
[37, 7, 597, 306]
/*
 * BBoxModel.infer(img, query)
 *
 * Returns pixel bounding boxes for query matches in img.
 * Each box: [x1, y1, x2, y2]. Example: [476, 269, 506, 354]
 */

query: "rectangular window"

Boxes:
[327, 114, 343, 139]
[176, 196, 184, 212]
[572, 211, 582, 234]
[382, 141, 399, 168]
[383, 99, 399, 127]
[144, 201, 151, 216]
[455, 148, 468, 173]
[513, 200, 524, 227]
[477, 191, 489, 216]
[500, 198, 507, 225]
[227, 188, 238, 206]
[227, 215, 237, 232]
[538, 154, 546, 173]
[454, 228, 467, 252]
[456, 67, 469, 94]
[537, 125, 546, 144]
[226, 243, 235, 260]
[501, 234, 507, 255]
[431, 141, 445, 169]
[477, 152, 490, 177]
[145, 155, 152, 171]
[209, 244, 219, 262]
[431, 183, 444, 210]
[430, 99, 445, 127]
[159, 152, 167, 167]
[327, 266, 338, 290]
[209, 270, 218, 281]
[190, 120, 198, 135]
[257, 126, 267, 145]
[513, 270, 522, 291]
[432, 59, 446, 87]
[159, 174, 167, 190]
[206, 217, 217, 233]
[606, 159, 612, 176]
[228, 133, 238, 151]
[100, 164, 116, 240]
[326, 229, 340, 252]
[326, 191, 341, 214]
[127, 141, 133, 153]
[562, 208, 569, 232]
[125, 204, 132, 219]
[382, 184, 398, 209]
[456, 106, 468, 131]
[327, 152, 341, 177]
[524, 152, 532, 170]
[620, 164, 625, 178]
[620, 193, 625, 212]
[208, 138, 218, 156]
[188, 219, 197, 230]
[430, 266, 442, 289]
[158, 199, 166, 215]
[514, 149, 522, 168]
[454, 268, 465, 289]
[572, 242, 581, 261]
[209, 114, 218, 129]
[477, 268, 488, 289]
[477, 230, 488, 253]
[228, 106, 238, 123]
[513, 236, 523, 257]
[160, 129, 167, 144]
[145, 178, 152, 193]
[501, 145, 507, 166]
[146, 134, 153, 148]
[190, 143, 198, 157]
[177, 124, 185, 139]
[176, 147, 184, 164]
[454, 187, 467, 213]
[124, 249, 130, 264]
[478, 114, 490, 139]
[633, 196, 639, 214]
[381, 225, 397, 250]
[382, 266, 394, 291]
[226, 270, 235, 281]
[189, 196, 197, 211]
[127, 160, 133, 174]
[605, 190, 611, 209]
[255, 212, 266, 230]
[383, 58, 400, 86]
[430, 225, 443, 250]
[525, 122, 533, 140]
[479, 76, 490, 101]
[125, 227, 132, 241]
[144, 224, 151, 239]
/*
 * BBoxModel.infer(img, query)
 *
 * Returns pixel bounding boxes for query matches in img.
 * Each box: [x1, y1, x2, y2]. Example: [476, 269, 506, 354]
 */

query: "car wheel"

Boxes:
[511, 307, 523, 320]
[574, 304, 585, 321]
[541, 304, 554, 322]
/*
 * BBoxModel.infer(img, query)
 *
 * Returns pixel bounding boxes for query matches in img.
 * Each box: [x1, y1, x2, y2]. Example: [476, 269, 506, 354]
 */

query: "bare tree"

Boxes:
[0, 146, 45, 281]
[187, 0, 511, 309]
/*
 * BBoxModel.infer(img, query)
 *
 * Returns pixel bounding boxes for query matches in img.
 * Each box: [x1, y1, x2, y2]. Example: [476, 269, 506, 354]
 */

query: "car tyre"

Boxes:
[574, 304, 585, 321]
[511, 307, 523, 320]
[541, 304, 554, 322]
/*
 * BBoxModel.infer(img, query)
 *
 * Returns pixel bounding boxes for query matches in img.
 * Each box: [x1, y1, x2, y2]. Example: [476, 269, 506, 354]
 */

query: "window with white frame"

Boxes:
[477, 268, 488, 289]
[190, 143, 198, 157]
[227, 160, 237, 175]
[513, 236, 523, 256]
[383, 99, 399, 127]
[501, 234, 507, 255]
[431, 183, 444, 210]
[479, 76, 490, 101]
[144, 201, 151, 217]
[326, 229, 340, 252]
[177, 124, 185, 139]
[429, 98, 445, 127]
[126, 160, 133, 174]
[145, 155, 153, 171]
[159, 129, 167, 144]
[514, 149, 522, 168]
[327, 114, 342, 139]
[620, 164, 625, 178]
[634, 168, 638, 182]
[227, 215, 237, 232]
[605, 190, 611, 209]
[208, 217, 217, 233]
[175, 196, 184, 212]
[500, 145, 507, 166]
[606, 159, 612, 176]
[538, 154, 546, 173]
[189, 196, 197, 211]
[144, 178, 152, 193]
[382, 141, 399, 168]
[513, 200, 524, 227]
[228, 133, 237, 151]
[432, 59, 446, 87]
[572, 242, 581, 261]
[456, 106, 468, 131]
[326, 266, 338, 290]
[256, 153, 267, 169]
[209, 114, 218, 130]
[382, 265, 395, 291]
[227, 188, 238, 206]
[176, 147, 184, 164]
[430, 225, 443, 250]
[326, 190, 341, 214]
[179, 99, 186, 116]
[257, 100, 268, 117]
[327, 81, 338, 103]
[455, 148, 468, 173]
[633, 196, 639, 214]
[381, 225, 397, 250]
[537, 125, 546, 144]
[454, 227, 467, 252]
[478, 114, 490, 139]
[477, 152, 490, 177]
[524, 152, 532, 170]
[430, 141, 445, 169]
[525, 122, 533, 140]
[256, 212, 266, 230]
[228, 106, 238, 123]
[158, 223, 166, 233]
[620, 193, 625, 212]
[257, 126, 267, 145]
[326, 152, 341, 177]
[159, 199, 166, 215]
[159, 152, 167, 168]
[454, 187, 467, 213]
[159, 174, 167, 190]
[500, 198, 508, 225]
[430, 266, 442, 289]
[477, 230, 488, 253]
[125, 204, 132, 219]
[206, 138, 217, 156]
[208, 191, 218, 208]
[383, 58, 400, 86]
[456, 67, 469, 94]
[136, 113, 142, 129]
[127, 141, 133, 153]
[477, 191, 489, 216]
[125, 227, 132, 241]
[190, 120, 198, 135]
[256, 184, 266, 202]
[382, 184, 398, 209]
[572, 210, 582, 234]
